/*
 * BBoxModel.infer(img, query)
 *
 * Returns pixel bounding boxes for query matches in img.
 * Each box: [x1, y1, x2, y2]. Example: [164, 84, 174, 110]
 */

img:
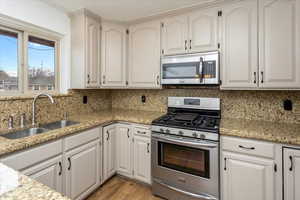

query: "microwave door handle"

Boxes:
[199, 58, 204, 83]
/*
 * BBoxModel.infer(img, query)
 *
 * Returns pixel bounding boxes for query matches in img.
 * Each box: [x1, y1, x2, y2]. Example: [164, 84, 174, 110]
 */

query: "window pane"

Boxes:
[28, 36, 55, 91]
[0, 29, 19, 92]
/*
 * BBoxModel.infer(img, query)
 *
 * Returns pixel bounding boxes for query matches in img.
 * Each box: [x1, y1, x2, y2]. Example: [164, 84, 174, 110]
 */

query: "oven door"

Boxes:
[152, 133, 219, 200]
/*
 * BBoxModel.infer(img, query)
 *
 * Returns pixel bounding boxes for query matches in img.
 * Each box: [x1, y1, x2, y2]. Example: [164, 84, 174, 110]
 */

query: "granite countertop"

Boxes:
[0, 163, 69, 200]
[220, 118, 300, 145]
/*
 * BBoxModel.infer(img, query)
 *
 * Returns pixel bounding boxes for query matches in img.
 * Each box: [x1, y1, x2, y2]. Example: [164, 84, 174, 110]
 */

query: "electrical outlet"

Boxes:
[83, 96, 88, 104]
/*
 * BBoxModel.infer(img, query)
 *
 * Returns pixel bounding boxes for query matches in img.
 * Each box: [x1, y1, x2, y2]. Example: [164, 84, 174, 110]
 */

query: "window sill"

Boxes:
[0, 93, 72, 101]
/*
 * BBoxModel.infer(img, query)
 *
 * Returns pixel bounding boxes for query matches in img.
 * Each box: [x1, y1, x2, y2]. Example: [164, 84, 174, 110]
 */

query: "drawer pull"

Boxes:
[137, 130, 147, 135]
[238, 145, 255, 150]
[289, 156, 293, 171]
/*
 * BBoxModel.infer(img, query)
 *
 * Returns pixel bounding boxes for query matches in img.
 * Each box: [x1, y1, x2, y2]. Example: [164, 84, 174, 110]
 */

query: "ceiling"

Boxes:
[40, 0, 220, 22]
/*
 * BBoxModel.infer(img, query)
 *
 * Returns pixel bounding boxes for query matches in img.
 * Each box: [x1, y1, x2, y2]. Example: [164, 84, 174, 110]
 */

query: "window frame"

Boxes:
[0, 22, 61, 96]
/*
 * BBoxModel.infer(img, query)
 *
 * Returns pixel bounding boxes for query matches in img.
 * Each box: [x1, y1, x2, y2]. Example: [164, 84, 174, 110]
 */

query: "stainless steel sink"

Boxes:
[2, 128, 50, 139]
[2, 120, 80, 140]
[42, 120, 80, 130]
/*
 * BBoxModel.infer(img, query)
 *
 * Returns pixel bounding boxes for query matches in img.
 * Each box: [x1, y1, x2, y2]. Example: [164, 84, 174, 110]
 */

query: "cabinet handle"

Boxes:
[106, 130, 110, 141]
[189, 40, 192, 50]
[238, 145, 255, 150]
[59, 161, 62, 176]
[103, 75, 106, 84]
[156, 75, 160, 85]
[87, 74, 90, 84]
[289, 156, 293, 171]
[147, 143, 150, 153]
[137, 130, 147, 135]
[261, 71, 264, 83]
[185, 40, 187, 50]
[224, 158, 227, 171]
[254, 72, 257, 84]
[68, 158, 71, 171]
[127, 128, 130, 138]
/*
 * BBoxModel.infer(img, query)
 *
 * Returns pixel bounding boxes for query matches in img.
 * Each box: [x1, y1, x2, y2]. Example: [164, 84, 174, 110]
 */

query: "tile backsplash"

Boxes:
[111, 89, 300, 124]
[0, 90, 111, 130]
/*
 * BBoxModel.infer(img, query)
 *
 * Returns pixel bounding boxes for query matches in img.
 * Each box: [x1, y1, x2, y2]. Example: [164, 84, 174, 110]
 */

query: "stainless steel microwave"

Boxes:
[161, 51, 219, 85]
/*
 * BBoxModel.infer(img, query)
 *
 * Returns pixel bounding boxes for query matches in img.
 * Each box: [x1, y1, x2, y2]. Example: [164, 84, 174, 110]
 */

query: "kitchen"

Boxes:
[0, 0, 299, 200]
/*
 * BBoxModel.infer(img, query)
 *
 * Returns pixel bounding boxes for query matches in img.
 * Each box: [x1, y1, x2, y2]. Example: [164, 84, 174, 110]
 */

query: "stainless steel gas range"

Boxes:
[151, 97, 221, 200]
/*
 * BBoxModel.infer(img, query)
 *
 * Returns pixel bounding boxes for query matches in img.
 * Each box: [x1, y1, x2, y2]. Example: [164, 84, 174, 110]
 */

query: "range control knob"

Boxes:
[160, 128, 164, 133]
[192, 132, 198, 138]
[165, 129, 170, 134]
[200, 134, 206, 139]
[178, 131, 184, 135]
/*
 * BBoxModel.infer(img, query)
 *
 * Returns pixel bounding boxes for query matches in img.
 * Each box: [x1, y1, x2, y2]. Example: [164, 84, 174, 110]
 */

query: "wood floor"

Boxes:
[87, 176, 163, 200]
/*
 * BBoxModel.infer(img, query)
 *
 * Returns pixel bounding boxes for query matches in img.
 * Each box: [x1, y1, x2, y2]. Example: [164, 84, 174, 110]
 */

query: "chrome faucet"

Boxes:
[32, 93, 55, 127]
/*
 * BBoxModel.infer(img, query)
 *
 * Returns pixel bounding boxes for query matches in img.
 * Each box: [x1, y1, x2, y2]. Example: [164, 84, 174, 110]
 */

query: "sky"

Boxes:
[0, 34, 55, 77]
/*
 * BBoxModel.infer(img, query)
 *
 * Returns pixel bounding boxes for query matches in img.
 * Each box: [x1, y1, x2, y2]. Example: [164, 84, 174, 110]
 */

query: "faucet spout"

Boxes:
[32, 93, 55, 127]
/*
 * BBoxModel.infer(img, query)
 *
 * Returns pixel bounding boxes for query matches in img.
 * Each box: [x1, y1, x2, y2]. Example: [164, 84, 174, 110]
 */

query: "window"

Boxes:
[0, 25, 59, 94]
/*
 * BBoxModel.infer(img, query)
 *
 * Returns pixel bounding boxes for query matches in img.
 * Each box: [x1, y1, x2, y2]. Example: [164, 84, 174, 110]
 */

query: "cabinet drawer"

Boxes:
[64, 127, 100, 151]
[221, 136, 275, 159]
[133, 126, 151, 138]
[1, 140, 62, 171]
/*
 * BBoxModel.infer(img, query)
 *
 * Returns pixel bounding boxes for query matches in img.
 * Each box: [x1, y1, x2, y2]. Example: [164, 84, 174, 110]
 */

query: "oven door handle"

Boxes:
[152, 134, 217, 149]
[153, 179, 217, 200]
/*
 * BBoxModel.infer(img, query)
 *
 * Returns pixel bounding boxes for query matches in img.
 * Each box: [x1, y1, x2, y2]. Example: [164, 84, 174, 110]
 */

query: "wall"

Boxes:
[0, 0, 71, 93]
[111, 89, 300, 124]
[0, 90, 111, 130]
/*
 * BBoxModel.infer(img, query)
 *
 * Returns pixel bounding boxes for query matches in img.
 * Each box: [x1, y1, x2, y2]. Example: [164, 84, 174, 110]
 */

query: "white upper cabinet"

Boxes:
[189, 7, 219, 53]
[161, 15, 188, 55]
[283, 148, 300, 200]
[259, 0, 300, 89]
[128, 20, 161, 88]
[116, 124, 132, 177]
[101, 22, 127, 87]
[71, 9, 101, 89]
[220, 0, 258, 89]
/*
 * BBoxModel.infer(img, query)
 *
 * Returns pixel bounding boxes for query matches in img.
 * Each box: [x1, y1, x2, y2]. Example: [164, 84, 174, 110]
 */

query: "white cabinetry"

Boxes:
[103, 124, 117, 182]
[220, 0, 258, 89]
[259, 0, 300, 89]
[65, 140, 100, 200]
[128, 21, 161, 88]
[133, 126, 151, 184]
[283, 147, 300, 200]
[101, 22, 127, 87]
[71, 9, 101, 89]
[162, 7, 219, 55]
[221, 136, 279, 200]
[116, 124, 132, 177]
[22, 156, 63, 193]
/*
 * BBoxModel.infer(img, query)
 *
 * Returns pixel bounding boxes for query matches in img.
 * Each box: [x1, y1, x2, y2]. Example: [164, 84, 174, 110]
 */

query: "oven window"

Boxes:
[162, 62, 200, 79]
[158, 142, 210, 178]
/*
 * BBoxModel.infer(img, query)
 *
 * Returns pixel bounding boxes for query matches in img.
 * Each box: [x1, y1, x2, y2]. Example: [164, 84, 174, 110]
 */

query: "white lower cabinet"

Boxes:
[65, 140, 100, 200]
[133, 135, 151, 184]
[283, 147, 300, 200]
[116, 124, 132, 177]
[22, 155, 63, 193]
[221, 136, 279, 200]
[103, 124, 117, 182]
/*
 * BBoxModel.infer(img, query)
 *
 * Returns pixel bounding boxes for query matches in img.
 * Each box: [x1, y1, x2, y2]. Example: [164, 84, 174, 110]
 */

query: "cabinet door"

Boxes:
[22, 156, 63, 194]
[101, 23, 127, 87]
[103, 125, 116, 182]
[283, 148, 300, 200]
[259, 0, 300, 88]
[116, 124, 132, 177]
[86, 15, 101, 88]
[188, 7, 219, 53]
[222, 152, 275, 200]
[221, 0, 258, 89]
[128, 21, 161, 88]
[65, 140, 100, 200]
[133, 135, 151, 184]
[161, 15, 188, 55]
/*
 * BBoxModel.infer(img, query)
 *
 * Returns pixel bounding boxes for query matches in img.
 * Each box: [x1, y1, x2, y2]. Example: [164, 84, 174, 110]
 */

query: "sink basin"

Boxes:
[2, 128, 49, 139]
[42, 120, 80, 130]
